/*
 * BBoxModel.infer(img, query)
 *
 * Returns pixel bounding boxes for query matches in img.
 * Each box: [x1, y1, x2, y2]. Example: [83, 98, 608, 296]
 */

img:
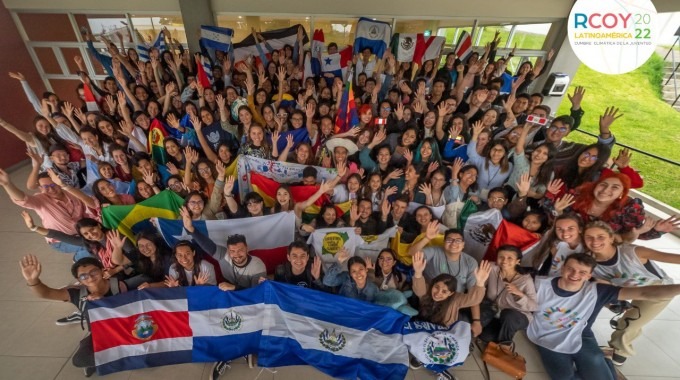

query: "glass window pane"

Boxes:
[312, 18, 357, 48]
[477, 26, 513, 47]
[511, 23, 551, 50]
[131, 16, 187, 45]
[217, 16, 310, 45]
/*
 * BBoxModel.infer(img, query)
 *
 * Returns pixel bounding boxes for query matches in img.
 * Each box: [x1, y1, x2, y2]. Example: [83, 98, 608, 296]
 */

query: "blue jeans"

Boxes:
[536, 336, 616, 380]
[49, 241, 91, 262]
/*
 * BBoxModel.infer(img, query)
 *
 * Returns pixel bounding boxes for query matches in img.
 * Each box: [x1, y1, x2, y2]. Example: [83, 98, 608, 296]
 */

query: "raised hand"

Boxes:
[166, 162, 179, 175]
[450, 157, 464, 179]
[365, 257, 374, 271]
[20, 210, 36, 230]
[386, 168, 404, 180]
[474, 260, 492, 285]
[8, 72, 25, 81]
[427, 161, 439, 174]
[613, 148, 632, 169]
[46, 168, 65, 187]
[395, 102, 404, 120]
[516, 172, 531, 197]
[369, 127, 386, 148]
[164, 275, 180, 288]
[437, 102, 448, 117]
[166, 113, 180, 130]
[107, 230, 127, 250]
[61, 101, 75, 118]
[425, 220, 440, 240]
[194, 271, 210, 285]
[419, 183, 432, 196]
[555, 193, 575, 213]
[471, 120, 485, 137]
[20, 254, 42, 284]
[349, 204, 359, 222]
[310, 256, 322, 280]
[141, 168, 155, 185]
[384, 186, 398, 198]
[285, 133, 295, 150]
[179, 206, 194, 231]
[412, 251, 426, 276]
[381, 199, 391, 218]
[403, 149, 413, 164]
[633, 217, 656, 235]
[223, 176, 235, 195]
[652, 215, 680, 233]
[599, 106, 623, 135]
[546, 178, 564, 195]
[567, 87, 586, 110]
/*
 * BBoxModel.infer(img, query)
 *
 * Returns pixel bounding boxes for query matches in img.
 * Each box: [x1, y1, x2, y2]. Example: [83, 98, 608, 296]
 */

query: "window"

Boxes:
[511, 23, 551, 50]
[312, 18, 357, 48]
[131, 16, 187, 44]
[216, 15, 311, 45]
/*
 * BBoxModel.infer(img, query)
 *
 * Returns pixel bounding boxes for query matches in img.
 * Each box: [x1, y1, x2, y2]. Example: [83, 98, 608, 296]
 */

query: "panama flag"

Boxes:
[321, 45, 354, 79]
[402, 320, 471, 373]
[155, 212, 296, 272]
[353, 17, 392, 59]
[453, 31, 473, 62]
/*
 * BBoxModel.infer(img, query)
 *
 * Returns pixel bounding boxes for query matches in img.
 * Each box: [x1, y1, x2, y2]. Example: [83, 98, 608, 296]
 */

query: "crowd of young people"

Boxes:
[3, 24, 680, 380]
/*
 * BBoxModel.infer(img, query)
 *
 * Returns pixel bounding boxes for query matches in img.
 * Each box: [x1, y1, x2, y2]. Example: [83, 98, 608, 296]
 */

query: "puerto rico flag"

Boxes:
[155, 212, 295, 272]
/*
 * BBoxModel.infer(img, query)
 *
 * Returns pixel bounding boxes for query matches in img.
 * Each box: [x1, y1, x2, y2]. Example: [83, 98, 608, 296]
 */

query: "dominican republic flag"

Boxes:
[463, 209, 540, 263]
[453, 31, 473, 62]
[232, 24, 309, 64]
[155, 212, 295, 272]
[353, 18, 392, 59]
[195, 53, 213, 89]
[82, 82, 100, 112]
[137, 30, 166, 62]
[334, 73, 359, 134]
[89, 282, 410, 379]
[402, 320, 471, 373]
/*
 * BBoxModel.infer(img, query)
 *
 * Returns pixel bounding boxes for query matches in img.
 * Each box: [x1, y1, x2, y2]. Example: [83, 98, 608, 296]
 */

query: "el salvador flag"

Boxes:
[353, 17, 392, 59]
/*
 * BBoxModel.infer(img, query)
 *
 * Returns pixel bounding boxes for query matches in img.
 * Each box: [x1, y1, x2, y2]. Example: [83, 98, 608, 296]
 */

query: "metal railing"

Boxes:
[574, 129, 680, 168]
[664, 32, 680, 107]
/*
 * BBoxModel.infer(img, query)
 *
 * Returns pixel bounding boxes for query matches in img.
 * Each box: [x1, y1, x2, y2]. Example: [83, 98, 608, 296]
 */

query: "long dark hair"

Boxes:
[172, 241, 202, 286]
[374, 248, 404, 283]
[531, 213, 584, 270]
[75, 218, 109, 256]
[530, 142, 557, 188]
[560, 143, 612, 190]
[92, 179, 115, 205]
[33, 116, 69, 152]
[315, 204, 341, 228]
[135, 230, 171, 281]
[418, 274, 458, 325]
[483, 139, 510, 173]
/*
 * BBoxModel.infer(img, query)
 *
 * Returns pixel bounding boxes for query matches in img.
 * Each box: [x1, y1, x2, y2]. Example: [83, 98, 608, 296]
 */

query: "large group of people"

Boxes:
[3, 23, 680, 380]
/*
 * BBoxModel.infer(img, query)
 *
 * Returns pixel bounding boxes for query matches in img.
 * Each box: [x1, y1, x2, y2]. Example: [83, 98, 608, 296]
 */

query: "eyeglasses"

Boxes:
[188, 200, 204, 206]
[445, 238, 464, 244]
[581, 152, 599, 161]
[381, 107, 392, 111]
[40, 183, 58, 189]
[549, 125, 568, 133]
[77, 269, 102, 282]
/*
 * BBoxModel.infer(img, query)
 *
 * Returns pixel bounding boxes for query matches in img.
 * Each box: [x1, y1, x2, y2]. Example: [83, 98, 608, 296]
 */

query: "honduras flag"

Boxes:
[199, 25, 233, 53]
[353, 17, 392, 59]
[137, 31, 166, 62]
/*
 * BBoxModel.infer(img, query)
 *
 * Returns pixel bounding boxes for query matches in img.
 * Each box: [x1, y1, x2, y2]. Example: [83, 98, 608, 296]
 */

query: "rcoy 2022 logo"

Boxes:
[568, 0, 658, 75]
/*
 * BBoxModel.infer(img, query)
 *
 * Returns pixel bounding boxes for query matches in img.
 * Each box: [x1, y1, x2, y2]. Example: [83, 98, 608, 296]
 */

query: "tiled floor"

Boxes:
[2, 164, 680, 380]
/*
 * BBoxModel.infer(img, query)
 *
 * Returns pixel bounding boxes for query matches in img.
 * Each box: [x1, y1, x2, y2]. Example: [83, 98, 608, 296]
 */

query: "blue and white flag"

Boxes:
[353, 18, 392, 59]
[89, 282, 410, 379]
[402, 320, 472, 373]
[137, 31, 166, 62]
[199, 25, 233, 52]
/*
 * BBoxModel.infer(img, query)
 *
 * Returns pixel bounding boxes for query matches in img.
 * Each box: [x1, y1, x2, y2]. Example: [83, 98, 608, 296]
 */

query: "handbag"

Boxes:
[481, 341, 526, 379]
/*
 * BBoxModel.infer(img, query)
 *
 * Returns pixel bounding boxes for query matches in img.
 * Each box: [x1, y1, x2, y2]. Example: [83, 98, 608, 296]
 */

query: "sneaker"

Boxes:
[409, 355, 423, 370]
[56, 311, 82, 326]
[612, 352, 627, 366]
[436, 370, 457, 380]
[83, 366, 96, 377]
[209, 361, 230, 380]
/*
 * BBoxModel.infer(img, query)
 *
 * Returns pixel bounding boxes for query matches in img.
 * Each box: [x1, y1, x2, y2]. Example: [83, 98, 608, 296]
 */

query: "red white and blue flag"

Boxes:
[89, 282, 411, 379]
[453, 31, 473, 62]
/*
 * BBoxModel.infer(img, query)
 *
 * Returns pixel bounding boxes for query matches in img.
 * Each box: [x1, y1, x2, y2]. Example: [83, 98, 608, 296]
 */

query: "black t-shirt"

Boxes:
[550, 277, 620, 337]
[67, 281, 128, 328]
[289, 272, 312, 288]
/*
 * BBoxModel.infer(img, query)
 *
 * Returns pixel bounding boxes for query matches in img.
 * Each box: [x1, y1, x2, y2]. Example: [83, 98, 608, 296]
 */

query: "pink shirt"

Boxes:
[13, 192, 87, 235]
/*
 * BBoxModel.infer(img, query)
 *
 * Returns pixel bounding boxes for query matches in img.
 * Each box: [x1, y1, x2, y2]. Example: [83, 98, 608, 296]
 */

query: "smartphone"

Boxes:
[526, 114, 549, 126]
[375, 118, 387, 125]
